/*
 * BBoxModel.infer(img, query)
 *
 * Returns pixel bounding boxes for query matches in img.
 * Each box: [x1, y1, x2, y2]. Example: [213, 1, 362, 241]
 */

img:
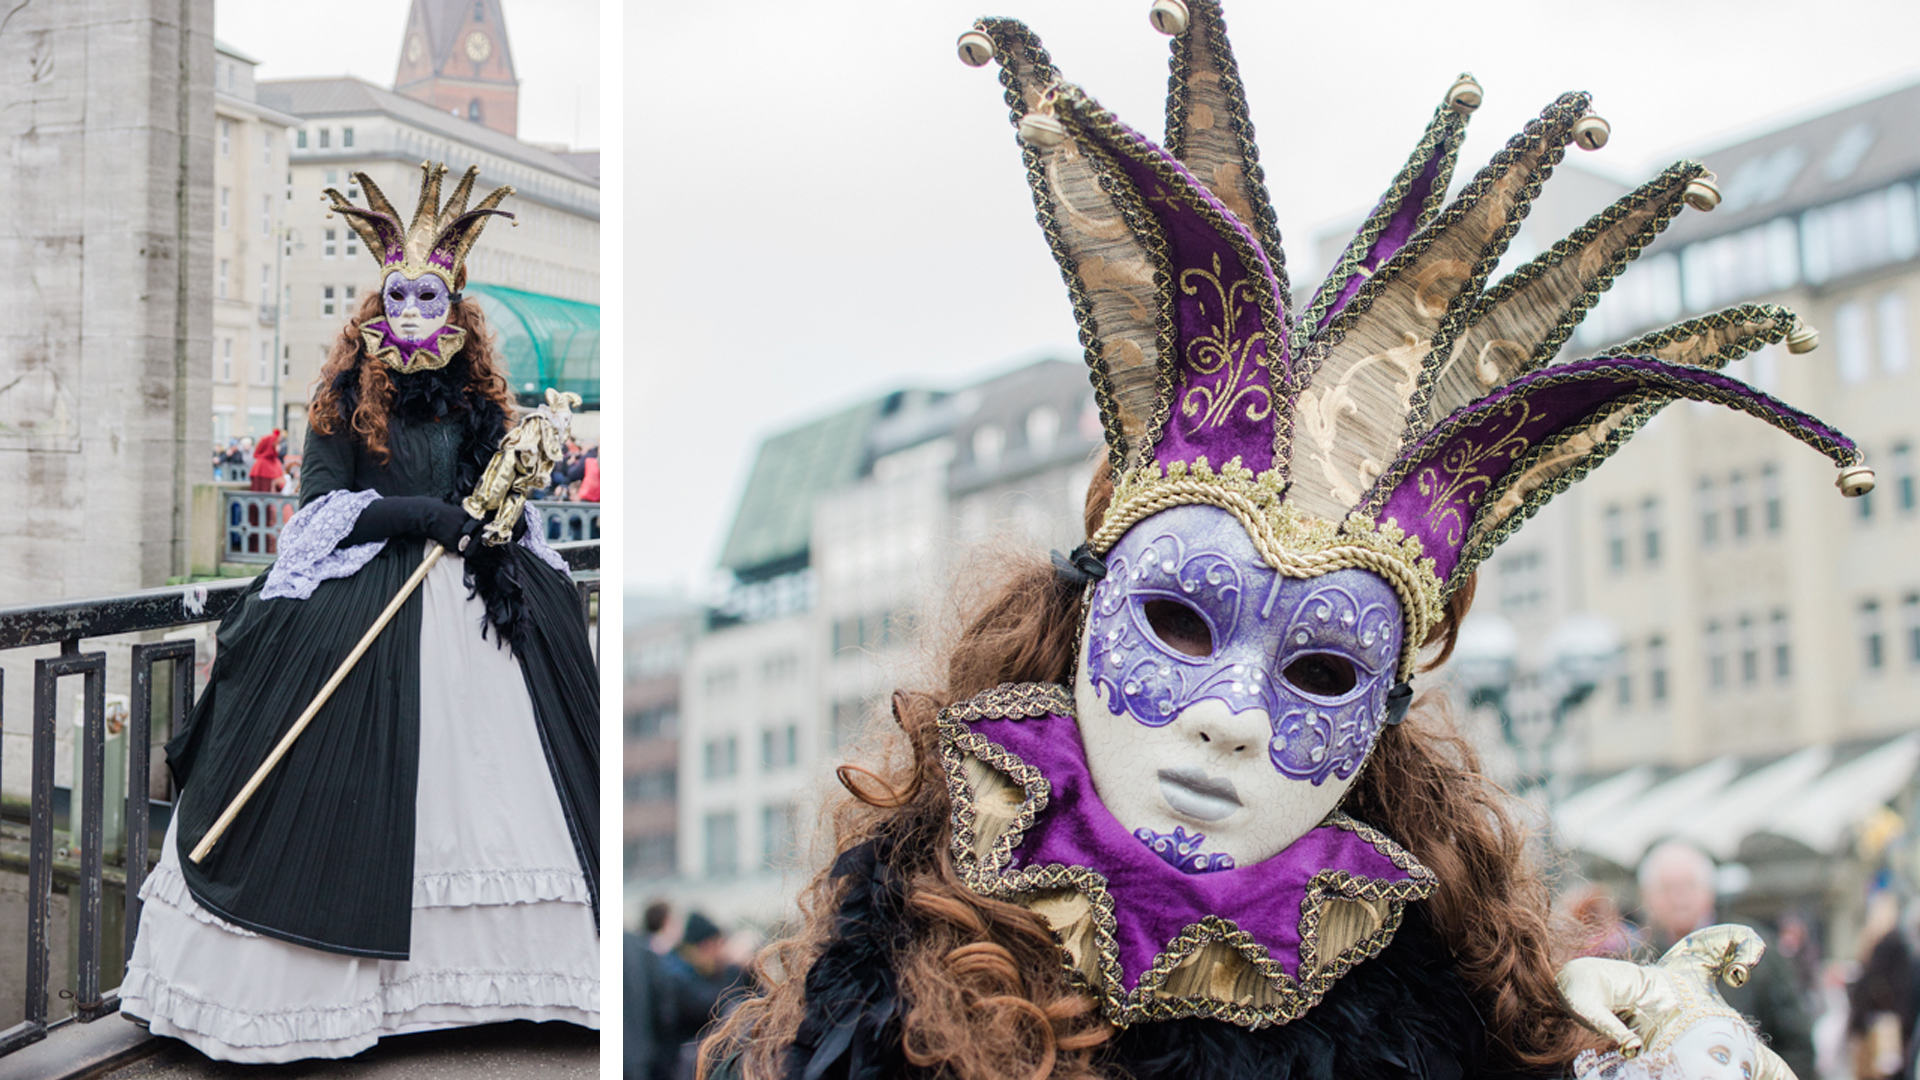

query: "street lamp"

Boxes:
[1452, 611, 1620, 799]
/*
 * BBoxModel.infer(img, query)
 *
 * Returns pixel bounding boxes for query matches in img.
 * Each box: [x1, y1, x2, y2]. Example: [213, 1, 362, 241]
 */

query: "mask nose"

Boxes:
[1182, 700, 1270, 761]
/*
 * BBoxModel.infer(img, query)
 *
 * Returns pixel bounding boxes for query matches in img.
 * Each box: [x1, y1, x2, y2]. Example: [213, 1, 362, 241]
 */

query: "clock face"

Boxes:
[406, 34, 422, 63]
[465, 30, 491, 63]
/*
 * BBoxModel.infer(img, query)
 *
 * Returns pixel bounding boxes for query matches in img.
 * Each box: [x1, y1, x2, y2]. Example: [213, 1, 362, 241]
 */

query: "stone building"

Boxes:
[210, 42, 299, 448]
[658, 360, 1100, 925]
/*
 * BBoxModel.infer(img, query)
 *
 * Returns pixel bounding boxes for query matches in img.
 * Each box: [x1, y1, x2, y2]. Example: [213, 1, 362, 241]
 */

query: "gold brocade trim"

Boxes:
[938, 683, 1436, 1029]
[1602, 302, 1796, 370]
[358, 322, 466, 373]
[1091, 460, 1440, 680]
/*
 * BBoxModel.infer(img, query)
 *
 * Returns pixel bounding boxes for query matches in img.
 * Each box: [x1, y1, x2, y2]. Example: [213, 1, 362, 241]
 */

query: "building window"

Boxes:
[259, 264, 270, 301]
[1705, 620, 1727, 688]
[296, 128, 307, 149]
[475, 0, 485, 18]
[468, 99, 482, 123]
[1728, 472, 1750, 540]
[1894, 443, 1915, 513]
[318, 127, 331, 149]
[1737, 615, 1759, 686]
[1836, 300, 1870, 384]
[1761, 464, 1782, 533]
[1697, 477, 1720, 546]
[218, 186, 229, 229]
[323, 228, 336, 259]
[256, 341, 270, 384]
[220, 338, 232, 382]
[831, 698, 867, 748]
[344, 284, 356, 304]
[761, 803, 796, 870]
[760, 724, 798, 770]
[261, 195, 271, 236]
[625, 705, 678, 738]
[345, 231, 359, 259]
[1905, 594, 1920, 667]
[1648, 636, 1669, 703]
[626, 768, 676, 802]
[321, 284, 335, 316]
[1614, 642, 1632, 707]
[219, 119, 230, 157]
[704, 667, 739, 697]
[1771, 609, 1792, 682]
[342, 126, 354, 148]
[216, 258, 228, 299]
[262, 129, 273, 165]
[1861, 599, 1885, 672]
[1604, 505, 1626, 571]
[631, 834, 676, 878]
[1879, 292, 1911, 374]
[1857, 475, 1875, 523]
[703, 812, 738, 879]
[704, 735, 739, 780]
[1640, 497, 1661, 565]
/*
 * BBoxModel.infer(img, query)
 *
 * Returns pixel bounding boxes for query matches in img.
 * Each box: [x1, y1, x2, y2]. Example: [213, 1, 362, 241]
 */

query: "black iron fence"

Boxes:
[222, 493, 600, 563]
[0, 541, 598, 1056]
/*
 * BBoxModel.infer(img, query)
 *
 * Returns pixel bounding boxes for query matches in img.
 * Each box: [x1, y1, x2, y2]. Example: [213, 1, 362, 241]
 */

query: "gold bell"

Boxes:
[1570, 115, 1610, 151]
[1837, 465, 1876, 498]
[1786, 321, 1820, 354]
[956, 30, 994, 68]
[1683, 176, 1721, 212]
[1149, 0, 1190, 35]
[1018, 111, 1067, 149]
[1446, 75, 1483, 114]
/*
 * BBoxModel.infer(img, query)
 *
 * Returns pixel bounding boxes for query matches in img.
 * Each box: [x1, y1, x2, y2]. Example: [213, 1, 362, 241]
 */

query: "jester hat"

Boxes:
[959, 2, 1874, 681]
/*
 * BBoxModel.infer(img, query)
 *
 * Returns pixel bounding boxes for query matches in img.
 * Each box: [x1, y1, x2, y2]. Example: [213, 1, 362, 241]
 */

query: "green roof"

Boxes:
[466, 284, 599, 408]
[720, 399, 883, 580]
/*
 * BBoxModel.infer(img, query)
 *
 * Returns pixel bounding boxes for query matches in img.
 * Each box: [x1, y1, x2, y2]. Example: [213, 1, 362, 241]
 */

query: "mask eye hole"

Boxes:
[1282, 653, 1356, 697]
[1144, 600, 1212, 658]
[420, 291, 436, 302]
[388, 290, 404, 301]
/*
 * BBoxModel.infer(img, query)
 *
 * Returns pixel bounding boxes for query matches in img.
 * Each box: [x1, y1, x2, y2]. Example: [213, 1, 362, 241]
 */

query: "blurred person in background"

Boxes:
[578, 445, 599, 503]
[1638, 840, 1814, 1077]
[1847, 891, 1910, 1080]
[249, 428, 285, 492]
[661, 912, 748, 1080]
[1562, 882, 1632, 959]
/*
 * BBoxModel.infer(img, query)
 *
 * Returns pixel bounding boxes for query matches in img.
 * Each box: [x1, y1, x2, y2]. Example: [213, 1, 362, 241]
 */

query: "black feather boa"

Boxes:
[786, 841, 1503, 1080]
[328, 353, 531, 647]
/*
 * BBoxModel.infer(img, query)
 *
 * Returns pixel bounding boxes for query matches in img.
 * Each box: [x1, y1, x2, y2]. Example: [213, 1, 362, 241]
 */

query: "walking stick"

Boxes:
[189, 389, 584, 864]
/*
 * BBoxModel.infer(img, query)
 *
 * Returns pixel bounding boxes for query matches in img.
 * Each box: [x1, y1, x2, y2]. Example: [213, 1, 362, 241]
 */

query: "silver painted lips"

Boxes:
[1156, 766, 1242, 822]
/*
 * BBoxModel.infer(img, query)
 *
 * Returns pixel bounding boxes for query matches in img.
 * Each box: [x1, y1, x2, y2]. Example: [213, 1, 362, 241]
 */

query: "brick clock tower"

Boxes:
[394, 0, 519, 137]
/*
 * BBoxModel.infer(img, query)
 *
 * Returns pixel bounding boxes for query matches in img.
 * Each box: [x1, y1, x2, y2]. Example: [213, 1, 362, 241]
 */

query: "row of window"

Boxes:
[626, 705, 678, 739]
[700, 651, 799, 698]
[210, 337, 279, 386]
[701, 724, 802, 780]
[213, 259, 275, 305]
[702, 805, 798, 879]
[215, 187, 277, 238]
[832, 610, 914, 655]
[624, 768, 676, 803]
[216, 118, 275, 167]
[1854, 443, 1918, 521]
[1859, 594, 1920, 674]
[296, 126, 356, 151]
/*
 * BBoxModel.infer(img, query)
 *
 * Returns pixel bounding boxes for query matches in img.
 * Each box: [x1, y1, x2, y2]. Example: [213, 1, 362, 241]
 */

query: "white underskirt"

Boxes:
[119, 552, 600, 1063]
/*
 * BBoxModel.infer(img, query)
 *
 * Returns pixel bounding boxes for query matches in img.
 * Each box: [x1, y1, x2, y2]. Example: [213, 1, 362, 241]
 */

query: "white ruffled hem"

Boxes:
[138, 862, 259, 938]
[412, 867, 591, 908]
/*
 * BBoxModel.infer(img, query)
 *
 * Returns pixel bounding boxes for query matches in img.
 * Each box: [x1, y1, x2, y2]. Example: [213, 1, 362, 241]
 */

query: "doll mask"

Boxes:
[1075, 503, 1404, 870]
[383, 270, 453, 344]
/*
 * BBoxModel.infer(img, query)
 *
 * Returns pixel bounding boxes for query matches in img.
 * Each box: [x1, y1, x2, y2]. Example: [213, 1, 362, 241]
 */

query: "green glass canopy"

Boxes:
[465, 283, 599, 408]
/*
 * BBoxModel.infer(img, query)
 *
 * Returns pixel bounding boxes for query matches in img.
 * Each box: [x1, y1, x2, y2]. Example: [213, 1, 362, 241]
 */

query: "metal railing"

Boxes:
[0, 541, 598, 1057]
[222, 493, 599, 564]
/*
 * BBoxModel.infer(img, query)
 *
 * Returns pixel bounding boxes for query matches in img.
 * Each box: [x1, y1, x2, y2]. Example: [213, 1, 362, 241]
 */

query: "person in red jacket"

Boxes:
[248, 428, 284, 492]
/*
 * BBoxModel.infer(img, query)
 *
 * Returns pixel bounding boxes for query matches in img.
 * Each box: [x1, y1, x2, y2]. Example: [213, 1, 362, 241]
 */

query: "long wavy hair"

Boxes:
[703, 469, 1603, 1080]
[308, 292, 517, 463]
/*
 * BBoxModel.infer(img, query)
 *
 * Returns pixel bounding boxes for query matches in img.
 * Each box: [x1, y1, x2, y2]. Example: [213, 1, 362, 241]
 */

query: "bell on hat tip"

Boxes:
[956, 30, 994, 67]
[1838, 465, 1876, 498]
[1571, 115, 1610, 151]
[1684, 176, 1722, 212]
[1786, 321, 1820, 354]
[1446, 75, 1483, 114]
[1149, 0, 1189, 35]
[1018, 111, 1067, 149]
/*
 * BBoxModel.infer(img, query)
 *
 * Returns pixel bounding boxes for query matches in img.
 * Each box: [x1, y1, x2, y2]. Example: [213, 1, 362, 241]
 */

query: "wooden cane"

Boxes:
[188, 542, 447, 864]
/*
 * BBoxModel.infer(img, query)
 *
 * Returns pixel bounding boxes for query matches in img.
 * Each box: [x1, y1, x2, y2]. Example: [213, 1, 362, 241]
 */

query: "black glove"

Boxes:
[339, 496, 479, 552]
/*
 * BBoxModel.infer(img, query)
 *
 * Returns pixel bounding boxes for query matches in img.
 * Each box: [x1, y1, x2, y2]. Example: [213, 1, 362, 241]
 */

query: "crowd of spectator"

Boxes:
[625, 900, 751, 1080]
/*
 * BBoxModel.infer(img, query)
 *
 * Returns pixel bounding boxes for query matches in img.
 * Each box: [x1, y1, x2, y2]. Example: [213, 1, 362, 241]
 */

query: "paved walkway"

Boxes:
[99, 1022, 597, 1079]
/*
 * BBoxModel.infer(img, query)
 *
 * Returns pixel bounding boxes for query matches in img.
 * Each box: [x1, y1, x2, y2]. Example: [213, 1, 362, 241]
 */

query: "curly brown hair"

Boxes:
[308, 292, 517, 463]
[703, 471, 1602, 1079]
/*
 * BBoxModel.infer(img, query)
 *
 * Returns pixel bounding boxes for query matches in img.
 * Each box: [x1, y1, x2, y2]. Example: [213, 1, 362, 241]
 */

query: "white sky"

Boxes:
[212, 0, 600, 150]
[632, 0, 1920, 598]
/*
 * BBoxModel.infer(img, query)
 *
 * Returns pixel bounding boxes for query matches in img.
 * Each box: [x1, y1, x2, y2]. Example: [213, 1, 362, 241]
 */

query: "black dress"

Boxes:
[122, 380, 600, 1061]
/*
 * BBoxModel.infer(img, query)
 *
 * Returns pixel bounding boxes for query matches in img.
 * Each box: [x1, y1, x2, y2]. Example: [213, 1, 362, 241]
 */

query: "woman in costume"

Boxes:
[120, 163, 600, 1062]
[701, 3, 1873, 1078]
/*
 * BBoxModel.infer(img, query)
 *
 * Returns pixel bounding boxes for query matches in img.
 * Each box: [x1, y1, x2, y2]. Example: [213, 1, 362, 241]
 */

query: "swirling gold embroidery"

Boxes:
[1413, 397, 1536, 547]
[1178, 253, 1272, 430]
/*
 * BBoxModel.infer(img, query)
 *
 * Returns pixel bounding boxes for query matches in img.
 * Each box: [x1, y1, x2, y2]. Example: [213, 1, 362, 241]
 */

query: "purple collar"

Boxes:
[359, 319, 464, 372]
[939, 683, 1434, 1029]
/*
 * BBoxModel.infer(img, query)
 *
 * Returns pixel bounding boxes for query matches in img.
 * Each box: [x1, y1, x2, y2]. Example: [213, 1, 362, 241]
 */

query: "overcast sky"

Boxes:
[212, 0, 600, 150]
[631, 0, 1920, 599]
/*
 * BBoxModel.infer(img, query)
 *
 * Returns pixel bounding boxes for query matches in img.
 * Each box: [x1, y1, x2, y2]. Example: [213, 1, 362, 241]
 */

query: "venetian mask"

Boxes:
[383, 270, 453, 344]
[1074, 503, 1405, 870]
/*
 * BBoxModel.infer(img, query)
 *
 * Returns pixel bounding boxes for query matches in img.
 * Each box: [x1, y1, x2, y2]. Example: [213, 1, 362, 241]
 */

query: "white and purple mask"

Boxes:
[1075, 503, 1406, 870]
[383, 270, 454, 344]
